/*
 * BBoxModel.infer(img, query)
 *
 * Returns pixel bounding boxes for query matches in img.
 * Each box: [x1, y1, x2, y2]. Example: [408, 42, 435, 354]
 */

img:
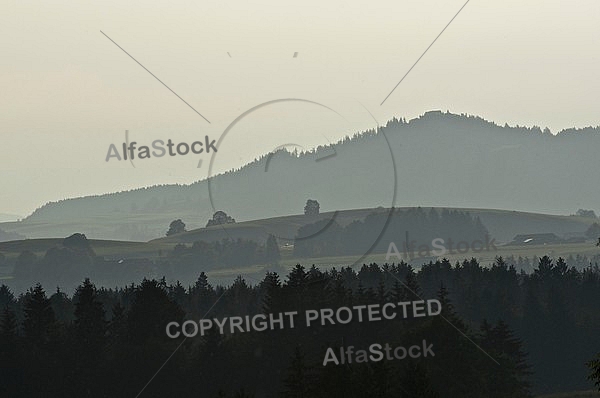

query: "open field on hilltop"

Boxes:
[276, 241, 600, 270]
[1, 206, 596, 243]
[1, 205, 599, 288]
[0, 207, 382, 242]
[204, 240, 600, 286]
[0, 238, 161, 261]
[1, 235, 597, 265]
[0, 212, 186, 241]
[1, 236, 598, 280]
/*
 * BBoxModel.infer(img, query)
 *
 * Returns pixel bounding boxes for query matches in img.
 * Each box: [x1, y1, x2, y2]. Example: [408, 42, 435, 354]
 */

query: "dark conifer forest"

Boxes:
[2, 256, 599, 397]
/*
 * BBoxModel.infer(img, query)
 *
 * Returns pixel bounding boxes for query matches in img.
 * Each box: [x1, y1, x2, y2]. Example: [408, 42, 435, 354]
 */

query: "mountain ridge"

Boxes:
[3, 111, 600, 241]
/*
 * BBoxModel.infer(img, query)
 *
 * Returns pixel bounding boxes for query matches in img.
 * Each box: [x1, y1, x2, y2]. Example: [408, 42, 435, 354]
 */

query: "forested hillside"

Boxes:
[3, 111, 599, 240]
[2, 257, 599, 396]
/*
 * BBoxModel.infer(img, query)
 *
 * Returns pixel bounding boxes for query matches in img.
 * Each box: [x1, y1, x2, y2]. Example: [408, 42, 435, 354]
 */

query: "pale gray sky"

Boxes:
[1, 0, 599, 217]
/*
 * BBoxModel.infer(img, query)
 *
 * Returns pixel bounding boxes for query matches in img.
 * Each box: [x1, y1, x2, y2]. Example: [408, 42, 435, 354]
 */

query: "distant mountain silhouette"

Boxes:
[4, 111, 600, 240]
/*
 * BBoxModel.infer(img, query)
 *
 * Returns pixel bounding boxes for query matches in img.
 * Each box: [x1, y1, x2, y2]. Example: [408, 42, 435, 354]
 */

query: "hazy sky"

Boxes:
[1, 0, 599, 217]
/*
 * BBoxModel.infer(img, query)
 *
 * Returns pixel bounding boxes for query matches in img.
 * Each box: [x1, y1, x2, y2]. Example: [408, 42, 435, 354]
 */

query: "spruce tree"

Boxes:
[281, 346, 314, 398]
[22, 283, 55, 344]
[265, 234, 281, 264]
[73, 278, 106, 351]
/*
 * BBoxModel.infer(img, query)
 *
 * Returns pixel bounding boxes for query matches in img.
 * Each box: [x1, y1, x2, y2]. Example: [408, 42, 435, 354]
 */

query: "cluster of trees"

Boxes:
[1, 256, 599, 396]
[206, 211, 236, 228]
[575, 209, 598, 219]
[166, 235, 280, 280]
[12, 234, 97, 292]
[10, 228, 600, 308]
[166, 211, 238, 236]
[492, 253, 600, 274]
[166, 219, 186, 236]
[9, 233, 282, 292]
[294, 207, 488, 258]
[303, 200, 320, 216]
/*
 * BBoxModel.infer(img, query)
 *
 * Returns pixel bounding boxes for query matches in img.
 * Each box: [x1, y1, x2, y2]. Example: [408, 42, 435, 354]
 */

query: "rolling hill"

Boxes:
[2, 111, 599, 241]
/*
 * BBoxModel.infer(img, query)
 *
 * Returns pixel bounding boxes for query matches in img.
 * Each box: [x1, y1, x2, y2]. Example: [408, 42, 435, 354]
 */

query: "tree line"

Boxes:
[1, 256, 600, 396]
[294, 207, 489, 258]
